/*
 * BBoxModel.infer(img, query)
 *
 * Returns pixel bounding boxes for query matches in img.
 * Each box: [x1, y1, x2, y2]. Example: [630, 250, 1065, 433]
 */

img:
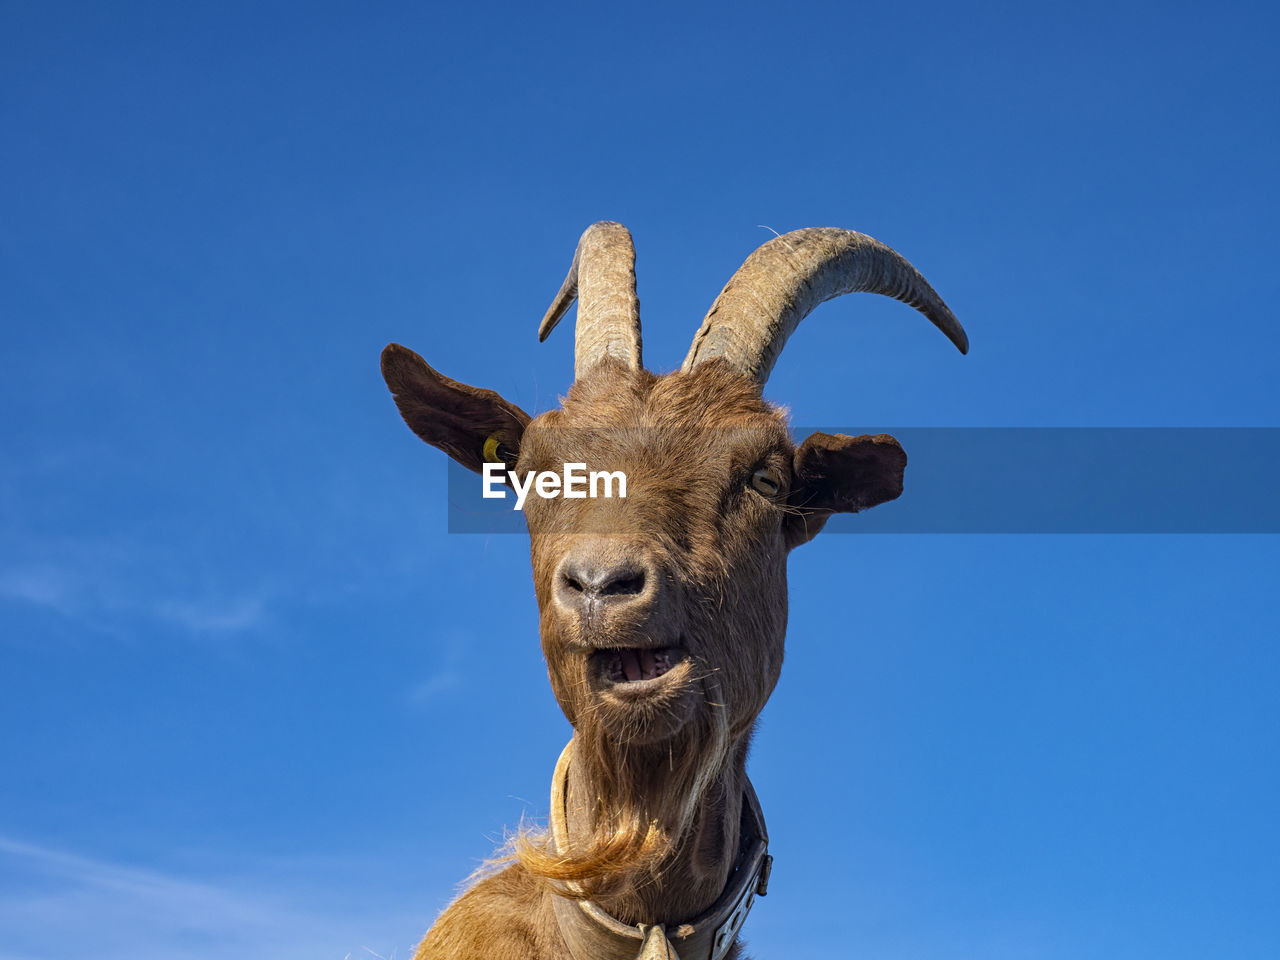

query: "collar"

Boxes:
[548, 740, 773, 960]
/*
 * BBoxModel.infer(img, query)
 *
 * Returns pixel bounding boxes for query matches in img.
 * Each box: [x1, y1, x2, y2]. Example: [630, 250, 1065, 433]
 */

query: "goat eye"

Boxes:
[750, 469, 780, 497]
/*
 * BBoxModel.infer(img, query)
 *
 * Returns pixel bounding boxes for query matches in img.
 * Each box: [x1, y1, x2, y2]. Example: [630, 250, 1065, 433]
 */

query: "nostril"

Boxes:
[600, 571, 645, 597]
[561, 570, 587, 595]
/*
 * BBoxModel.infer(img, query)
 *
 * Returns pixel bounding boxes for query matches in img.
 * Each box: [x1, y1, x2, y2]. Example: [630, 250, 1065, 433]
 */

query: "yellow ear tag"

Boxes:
[483, 434, 502, 464]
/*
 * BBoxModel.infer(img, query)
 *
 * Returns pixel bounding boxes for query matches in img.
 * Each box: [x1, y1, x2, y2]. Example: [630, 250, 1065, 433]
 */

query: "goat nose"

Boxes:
[559, 558, 646, 600]
[554, 552, 650, 619]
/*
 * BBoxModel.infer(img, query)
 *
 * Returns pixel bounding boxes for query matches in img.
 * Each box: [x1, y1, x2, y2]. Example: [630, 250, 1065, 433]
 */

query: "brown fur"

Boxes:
[380, 350, 908, 959]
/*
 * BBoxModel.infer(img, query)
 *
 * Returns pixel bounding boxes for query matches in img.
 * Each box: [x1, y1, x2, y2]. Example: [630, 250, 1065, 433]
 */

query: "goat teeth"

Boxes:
[639, 648, 657, 679]
[597, 646, 679, 685]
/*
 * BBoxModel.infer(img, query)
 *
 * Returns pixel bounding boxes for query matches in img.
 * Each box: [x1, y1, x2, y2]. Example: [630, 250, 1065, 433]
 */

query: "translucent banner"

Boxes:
[440, 428, 1280, 534]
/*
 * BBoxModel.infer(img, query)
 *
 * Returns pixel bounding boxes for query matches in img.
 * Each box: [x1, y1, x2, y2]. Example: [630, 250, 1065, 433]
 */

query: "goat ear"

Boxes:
[784, 432, 906, 548]
[381, 343, 531, 474]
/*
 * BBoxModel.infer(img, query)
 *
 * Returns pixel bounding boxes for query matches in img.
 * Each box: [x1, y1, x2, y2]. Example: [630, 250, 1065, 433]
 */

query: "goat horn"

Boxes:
[539, 221, 643, 379]
[682, 228, 968, 384]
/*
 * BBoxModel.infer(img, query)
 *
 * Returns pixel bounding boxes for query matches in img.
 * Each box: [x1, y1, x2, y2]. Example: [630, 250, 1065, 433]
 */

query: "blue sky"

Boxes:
[2, 1, 1277, 958]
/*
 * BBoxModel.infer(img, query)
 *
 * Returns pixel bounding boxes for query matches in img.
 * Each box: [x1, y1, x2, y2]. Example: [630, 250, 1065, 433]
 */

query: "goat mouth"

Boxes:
[589, 645, 685, 688]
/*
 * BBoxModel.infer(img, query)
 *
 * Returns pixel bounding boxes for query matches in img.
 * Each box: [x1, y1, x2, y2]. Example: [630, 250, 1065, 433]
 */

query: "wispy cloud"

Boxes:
[405, 628, 479, 706]
[0, 538, 269, 640]
[0, 836, 422, 960]
[155, 595, 267, 632]
[408, 669, 463, 703]
[1, 440, 272, 641]
[0, 566, 75, 615]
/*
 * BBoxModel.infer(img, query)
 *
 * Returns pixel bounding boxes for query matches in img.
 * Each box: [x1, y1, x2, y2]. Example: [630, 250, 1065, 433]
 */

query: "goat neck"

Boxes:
[550, 736, 772, 960]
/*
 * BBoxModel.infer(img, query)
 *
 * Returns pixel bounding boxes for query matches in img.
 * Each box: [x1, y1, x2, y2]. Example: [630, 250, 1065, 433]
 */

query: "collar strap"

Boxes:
[548, 740, 773, 960]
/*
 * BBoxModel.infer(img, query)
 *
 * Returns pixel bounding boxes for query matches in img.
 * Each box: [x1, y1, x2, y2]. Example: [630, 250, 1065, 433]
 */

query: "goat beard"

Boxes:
[514, 672, 731, 902]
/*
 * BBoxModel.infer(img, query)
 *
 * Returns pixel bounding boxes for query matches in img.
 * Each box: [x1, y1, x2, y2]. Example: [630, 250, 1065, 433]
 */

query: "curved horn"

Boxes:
[539, 222, 643, 380]
[682, 228, 967, 384]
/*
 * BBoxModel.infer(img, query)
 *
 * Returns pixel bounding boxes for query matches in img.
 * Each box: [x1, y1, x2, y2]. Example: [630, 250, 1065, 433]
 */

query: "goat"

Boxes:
[381, 223, 968, 960]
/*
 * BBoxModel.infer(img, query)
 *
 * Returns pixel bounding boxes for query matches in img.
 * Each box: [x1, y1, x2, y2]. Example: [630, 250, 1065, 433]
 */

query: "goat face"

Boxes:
[524, 360, 792, 747]
[383, 223, 963, 752]
[382, 348, 911, 749]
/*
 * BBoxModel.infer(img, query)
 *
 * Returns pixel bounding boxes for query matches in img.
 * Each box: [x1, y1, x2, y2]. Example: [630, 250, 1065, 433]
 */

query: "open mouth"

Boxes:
[591, 646, 684, 686]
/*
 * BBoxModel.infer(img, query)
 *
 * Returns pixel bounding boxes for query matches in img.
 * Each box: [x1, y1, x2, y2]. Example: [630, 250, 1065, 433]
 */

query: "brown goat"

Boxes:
[382, 223, 967, 960]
